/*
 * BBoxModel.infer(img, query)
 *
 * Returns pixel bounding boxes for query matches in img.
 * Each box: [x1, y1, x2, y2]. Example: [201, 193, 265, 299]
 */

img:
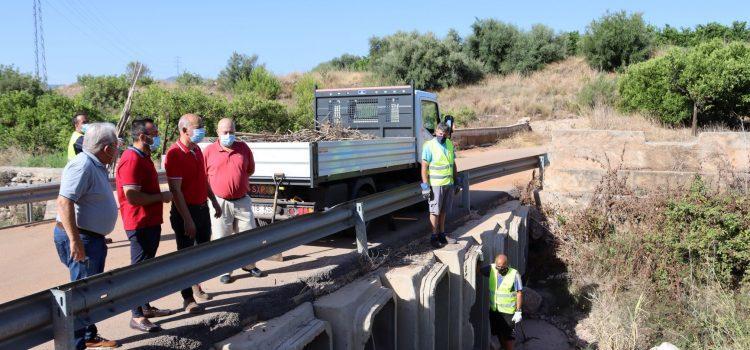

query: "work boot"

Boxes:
[242, 267, 266, 277]
[142, 306, 171, 318]
[219, 273, 234, 284]
[192, 285, 211, 300]
[439, 233, 457, 245]
[430, 234, 443, 248]
[85, 334, 119, 349]
[129, 318, 161, 333]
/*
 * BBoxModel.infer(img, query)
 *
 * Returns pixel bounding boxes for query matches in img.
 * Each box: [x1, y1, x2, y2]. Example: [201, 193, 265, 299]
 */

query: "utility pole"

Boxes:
[32, 0, 47, 84]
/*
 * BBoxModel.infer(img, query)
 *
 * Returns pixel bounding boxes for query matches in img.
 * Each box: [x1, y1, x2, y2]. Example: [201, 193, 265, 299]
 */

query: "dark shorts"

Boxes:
[490, 311, 515, 341]
[428, 185, 454, 215]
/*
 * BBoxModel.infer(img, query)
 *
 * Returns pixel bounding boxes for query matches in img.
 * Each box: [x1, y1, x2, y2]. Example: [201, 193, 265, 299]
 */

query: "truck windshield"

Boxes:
[421, 100, 439, 132]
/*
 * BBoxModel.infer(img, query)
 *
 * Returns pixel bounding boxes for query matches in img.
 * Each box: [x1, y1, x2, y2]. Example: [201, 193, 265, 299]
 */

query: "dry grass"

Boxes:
[495, 131, 548, 149]
[439, 57, 597, 125]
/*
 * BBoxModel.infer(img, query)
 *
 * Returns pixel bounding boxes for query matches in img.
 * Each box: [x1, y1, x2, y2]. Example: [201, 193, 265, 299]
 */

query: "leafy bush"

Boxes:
[126, 61, 154, 86]
[0, 65, 45, 96]
[290, 74, 318, 128]
[0, 91, 101, 153]
[314, 54, 370, 71]
[233, 66, 281, 99]
[217, 52, 259, 91]
[76, 74, 129, 113]
[466, 19, 520, 74]
[229, 93, 292, 133]
[130, 86, 227, 137]
[175, 71, 204, 86]
[369, 31, 484, 90]
[563, 31, 581, 56]
[576, 74, 618, 110]
[504, 24, 567, 74]
[658, 21, 750, 47]
[445, 106, 477, 127]
[581, 11, 654, 71]
[618, 39, 750, 126]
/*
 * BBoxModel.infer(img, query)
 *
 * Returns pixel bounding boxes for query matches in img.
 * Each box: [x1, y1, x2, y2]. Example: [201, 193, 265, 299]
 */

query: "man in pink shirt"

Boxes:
[204, 118, 265, 283]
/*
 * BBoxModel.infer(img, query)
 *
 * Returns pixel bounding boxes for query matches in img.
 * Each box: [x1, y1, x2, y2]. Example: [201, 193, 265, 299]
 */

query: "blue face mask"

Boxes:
[81, 124, 90, 134]
[220, 134, 236, 147]
[190, 128, 206, 143]
[149, 136, 161, 152]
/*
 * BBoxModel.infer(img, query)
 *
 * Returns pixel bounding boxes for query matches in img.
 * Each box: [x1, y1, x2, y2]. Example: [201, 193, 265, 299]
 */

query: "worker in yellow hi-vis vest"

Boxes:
[481, 254, 523, 350]
[67, 112, 89, 160]
[421, 122, 459, 248]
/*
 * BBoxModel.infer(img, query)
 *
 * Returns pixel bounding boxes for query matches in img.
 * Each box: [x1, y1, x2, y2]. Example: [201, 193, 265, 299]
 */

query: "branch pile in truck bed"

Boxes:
[236, 124, 376, 142]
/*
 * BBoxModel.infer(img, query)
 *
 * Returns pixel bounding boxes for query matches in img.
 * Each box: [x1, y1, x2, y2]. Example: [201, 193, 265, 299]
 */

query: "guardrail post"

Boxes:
[51, 287, 75, 350]
[26, 203, 33, 223]
[354, 202, 368, 254]
[460, 172, 471, 210]
[538, 155, 546, 189]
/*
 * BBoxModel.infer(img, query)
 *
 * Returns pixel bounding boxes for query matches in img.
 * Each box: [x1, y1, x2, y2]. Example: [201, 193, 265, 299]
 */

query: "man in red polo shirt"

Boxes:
[116, 118, 173, 332]
[204, 118, 265, 284]
[165, 113, 222, 314]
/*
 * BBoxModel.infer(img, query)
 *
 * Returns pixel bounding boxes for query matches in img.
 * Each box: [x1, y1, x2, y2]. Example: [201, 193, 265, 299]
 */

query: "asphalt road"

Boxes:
[0, 146, 544, 349]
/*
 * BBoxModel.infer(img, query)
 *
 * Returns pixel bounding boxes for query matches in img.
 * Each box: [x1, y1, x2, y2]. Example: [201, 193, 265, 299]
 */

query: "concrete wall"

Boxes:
[545, 130, 750, 208]
[451, 121, 531, 149]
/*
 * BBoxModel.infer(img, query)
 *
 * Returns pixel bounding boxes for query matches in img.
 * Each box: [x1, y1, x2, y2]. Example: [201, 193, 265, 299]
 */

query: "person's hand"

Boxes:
[453, 183, 461, 195]
[212, 201, 223, 218]
[512, 311, 522, 323]
[184, 219, 197, 238]
[420, 183, 431, 197]
[69, 238, 86, 262]
[160, 191, 173, 203]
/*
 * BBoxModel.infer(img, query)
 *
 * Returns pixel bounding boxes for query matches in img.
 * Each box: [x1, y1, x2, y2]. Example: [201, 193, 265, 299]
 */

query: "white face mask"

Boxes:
[220, 134, 236, 147]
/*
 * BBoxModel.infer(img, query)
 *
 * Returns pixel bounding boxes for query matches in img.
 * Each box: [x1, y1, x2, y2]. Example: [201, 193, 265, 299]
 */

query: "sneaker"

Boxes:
[85, 335, 119, 349]
[439, 233, 457, 245]
[142, 306, 171, 318]
[129, 318, 162, 333]
[220, 274, 234, 284]
[430, 235, 443, 249]
[183, 300, 204, 314]
[242, 267, 266, 277]
[192, 285, 211, 300]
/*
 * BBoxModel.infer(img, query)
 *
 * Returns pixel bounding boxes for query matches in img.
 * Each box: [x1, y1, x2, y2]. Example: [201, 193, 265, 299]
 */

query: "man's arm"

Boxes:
[168, 178, 195, 237]
[57, 195, 85, 261]
[123, 187, 169, 206]
[207, 183, 222, 218]
[421, 160, 429, 184]
[516, 291, 523, 311]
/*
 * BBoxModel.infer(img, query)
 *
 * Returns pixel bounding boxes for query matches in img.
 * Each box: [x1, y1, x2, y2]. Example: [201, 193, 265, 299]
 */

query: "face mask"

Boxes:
[149, 136, 161, 152]
[436, 135, 446, 144]
[81, 124, 90, 134]
[190, 128, 206, 143]
[220, 134, 236, 147]
[498, 266, 509, 275]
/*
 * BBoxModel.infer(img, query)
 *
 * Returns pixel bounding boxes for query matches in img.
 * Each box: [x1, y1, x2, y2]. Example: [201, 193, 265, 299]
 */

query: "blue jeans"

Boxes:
[53, 225, 108, 350]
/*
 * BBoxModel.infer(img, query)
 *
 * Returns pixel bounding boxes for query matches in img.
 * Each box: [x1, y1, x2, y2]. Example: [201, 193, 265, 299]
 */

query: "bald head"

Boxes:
[495, 254, 508, 271]
[217, 118, 235, 136]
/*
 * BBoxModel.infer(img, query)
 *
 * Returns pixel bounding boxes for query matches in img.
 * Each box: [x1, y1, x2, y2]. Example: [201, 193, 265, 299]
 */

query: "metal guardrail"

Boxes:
[0, 153, 547, 349]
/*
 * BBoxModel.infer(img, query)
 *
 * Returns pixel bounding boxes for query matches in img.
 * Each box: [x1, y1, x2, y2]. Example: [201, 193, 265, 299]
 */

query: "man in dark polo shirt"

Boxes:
[116, 118, 173, 332]
[165, 113, 222, 314]
[204, 118, 265, 284]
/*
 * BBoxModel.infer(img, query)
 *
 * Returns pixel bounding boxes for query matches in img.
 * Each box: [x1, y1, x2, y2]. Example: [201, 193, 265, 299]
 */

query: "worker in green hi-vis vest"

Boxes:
[420, 122, 460, 249]
[481, 254, 523, 350]
[67, 112, 89, 160]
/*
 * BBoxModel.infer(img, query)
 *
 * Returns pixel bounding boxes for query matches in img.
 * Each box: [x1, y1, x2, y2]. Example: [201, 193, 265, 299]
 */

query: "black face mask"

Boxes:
[498, 266, 509, 275]
[436, 135, 446, 144]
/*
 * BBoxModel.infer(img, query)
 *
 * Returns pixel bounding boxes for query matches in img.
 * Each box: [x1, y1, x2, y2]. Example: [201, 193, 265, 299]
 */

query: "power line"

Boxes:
[55, 0, 141, 60]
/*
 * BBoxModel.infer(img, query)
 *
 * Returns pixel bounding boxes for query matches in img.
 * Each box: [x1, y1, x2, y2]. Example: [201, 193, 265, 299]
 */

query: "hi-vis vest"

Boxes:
[67, 131, 83, 160]
[489, 265, 518, 314]
[425, 138, 455, 186]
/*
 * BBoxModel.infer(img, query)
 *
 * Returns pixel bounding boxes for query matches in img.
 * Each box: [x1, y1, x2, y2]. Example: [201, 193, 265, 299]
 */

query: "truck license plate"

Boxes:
[252, 205, 274, 216]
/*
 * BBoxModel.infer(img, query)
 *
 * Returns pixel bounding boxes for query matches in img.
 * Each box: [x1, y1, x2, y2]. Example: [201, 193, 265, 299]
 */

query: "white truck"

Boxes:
[214, 85, 445, 224]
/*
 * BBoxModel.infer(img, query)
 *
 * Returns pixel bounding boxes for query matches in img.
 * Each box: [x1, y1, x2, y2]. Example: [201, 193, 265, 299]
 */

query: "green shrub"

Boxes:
[581, 11, 654, 71]
[233, 66, 281, 99]
[290, 74, 318, 128]
[504, 24, 567, 74]
[0, 65, 45, 96]
[446, 106, 478, 127]
[217, 52, 259, 91]
[657, 21, 750, 47]
[76, 74, 129, 113]
[466, 19, 520, 74]
[618, 40, 750, 126]
[229, 93, 292, 133]
[577, 74, 619, 110]
[314, 54, 370, 71]
[126, 61, 154, 86]
[130, 86, 227, 137]
[563, 31, 581, 56]
[175, 71, 204, 86]
[369, 31, 484, 90]
[22, 152, 67, 168]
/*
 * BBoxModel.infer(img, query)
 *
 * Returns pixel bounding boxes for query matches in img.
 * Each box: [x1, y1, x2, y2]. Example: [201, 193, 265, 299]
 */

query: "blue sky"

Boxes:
[2, 0, 748, 84]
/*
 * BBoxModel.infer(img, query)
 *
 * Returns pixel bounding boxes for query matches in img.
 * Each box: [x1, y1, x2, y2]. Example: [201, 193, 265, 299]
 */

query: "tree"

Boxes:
[504, 24, 567, 74]
[175, 71, 204, 86]
[618, 40, 750, 131]
[466, 19, 520, 74]
[232, 66, 282, 99]
[126, 61, 154, 85]
[581, 11, 654, 71]
[217, 52, 259, 91]
[76, 74, 129, 113]
[0, 65, 45, 96]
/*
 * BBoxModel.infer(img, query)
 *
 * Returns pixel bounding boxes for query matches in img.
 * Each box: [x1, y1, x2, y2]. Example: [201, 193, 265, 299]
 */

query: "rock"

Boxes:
[515, 319, 571, 350]
[522, 287, 542, 313]
[650, 342, 680, 350]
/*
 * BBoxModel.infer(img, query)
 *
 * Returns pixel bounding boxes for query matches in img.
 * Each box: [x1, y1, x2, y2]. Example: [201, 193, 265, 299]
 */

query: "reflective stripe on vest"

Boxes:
[425, 138, 454, 186]
[489, 265, 517, 314]
[67, 131, 83, 160]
